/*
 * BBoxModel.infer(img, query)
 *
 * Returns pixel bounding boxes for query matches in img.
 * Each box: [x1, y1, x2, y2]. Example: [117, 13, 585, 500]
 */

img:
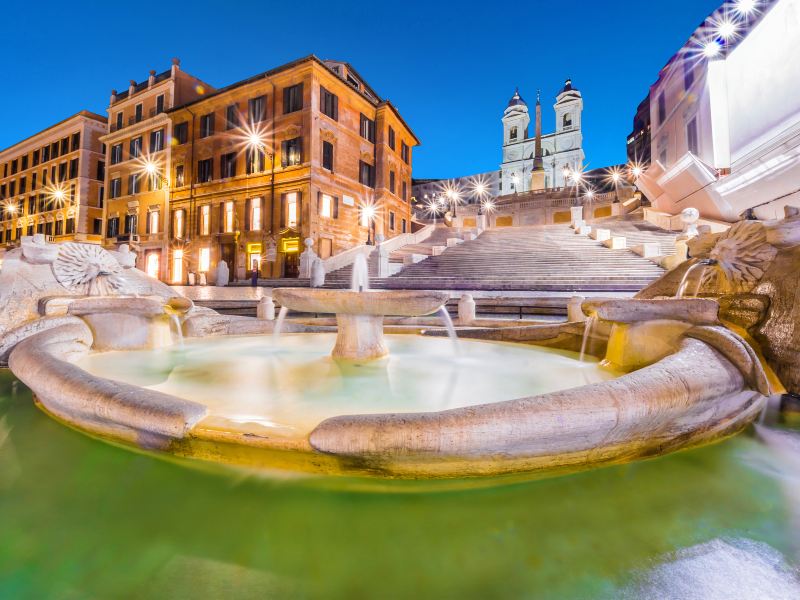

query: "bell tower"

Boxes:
[501, 89, 530, 193]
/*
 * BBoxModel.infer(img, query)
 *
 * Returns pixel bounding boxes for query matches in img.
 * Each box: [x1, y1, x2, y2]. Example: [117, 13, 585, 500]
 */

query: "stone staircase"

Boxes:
[323, 225, 472, 287]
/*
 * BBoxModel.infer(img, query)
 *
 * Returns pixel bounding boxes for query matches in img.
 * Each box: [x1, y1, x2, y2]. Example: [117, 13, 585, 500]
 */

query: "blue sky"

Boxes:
[1, 0, 721, 178]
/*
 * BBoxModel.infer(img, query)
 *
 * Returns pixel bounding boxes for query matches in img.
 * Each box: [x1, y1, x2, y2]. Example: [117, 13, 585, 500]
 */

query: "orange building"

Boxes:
[99, 58, 213, 279]
[166, 55, 419, 282]
[0, 111, 106, 248]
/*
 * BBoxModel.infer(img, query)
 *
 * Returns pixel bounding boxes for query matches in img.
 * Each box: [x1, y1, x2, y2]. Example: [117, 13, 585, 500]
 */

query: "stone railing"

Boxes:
[377, 224, 435, 253]
[643, 208, 731, 233]
[321, 244, 374, 274]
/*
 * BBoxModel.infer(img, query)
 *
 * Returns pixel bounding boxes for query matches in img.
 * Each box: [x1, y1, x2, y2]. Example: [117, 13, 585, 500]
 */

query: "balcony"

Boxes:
[115, 234, 140, 243]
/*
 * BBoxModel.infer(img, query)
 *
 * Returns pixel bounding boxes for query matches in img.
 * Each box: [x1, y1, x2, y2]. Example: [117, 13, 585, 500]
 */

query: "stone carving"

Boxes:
[52, 243, 126, 296]
[21, 234, 59, 264]
[215, 261, 229, 287]
[115, 244, 137, 269]
[299, 238, 317, 279]
[310, 258, 326, 288]
[689, 221, 778, 293]
[680, 207, 700, 238]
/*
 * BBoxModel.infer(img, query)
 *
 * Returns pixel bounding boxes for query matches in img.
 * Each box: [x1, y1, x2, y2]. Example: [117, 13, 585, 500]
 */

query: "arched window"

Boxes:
[563, 113, 572, 128]
[509, 126, 518, 141]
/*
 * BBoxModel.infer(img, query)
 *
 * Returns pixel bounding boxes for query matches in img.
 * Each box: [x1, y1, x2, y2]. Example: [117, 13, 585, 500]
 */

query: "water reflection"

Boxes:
[1, 370, 799, 599]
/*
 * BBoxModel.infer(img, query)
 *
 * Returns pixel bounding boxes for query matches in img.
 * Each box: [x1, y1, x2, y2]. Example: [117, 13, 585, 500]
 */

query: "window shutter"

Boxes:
[261, 196, 266, 231]
[280, 194, 286, 228]
[316, 191, 321, 214]
[333, 197, 339, 219]
[245, 199, 251, 231]
[333, 94, 338, 120]
[298, 83, 304, 109]
[281, 141, 288, 168]
[296, 192, 302, 227]
[197, 206, 202, 235]
[127, 174, 133, 195]
[219, 203, 224, 233]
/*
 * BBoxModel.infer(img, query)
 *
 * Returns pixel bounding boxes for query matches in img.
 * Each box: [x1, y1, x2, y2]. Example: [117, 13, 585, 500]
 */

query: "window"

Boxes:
[199, 205, 210, 235]
[71, 132, 80, 152]
[402, 218, 407, 233]
[175, 164, 185, 187]
[129, 173, 140, 195]
[130, 137, 142, 159]
[19, 177, 26, 194]
[320, 87, 338, 120]
[322, 141, 334, 171]
[51, 142, 59, 159]
[135, 103, 143, 123]
[9, 181, 15, 197]
[156, 94, 165, 114]
[563, 113, 572, 128]
[32, 149, 39, 166]
[96, 160, 105, 181]
[659, 141, 668, 166]
[172, 249, 183, 283]
[320, 193, 333, 218]
[223, 201, 234, 233]
[360, 114, 375, 142]
[281, 137, 302, 167]
[147, 210, 159, 234]
[402, 181, 408, 202]
[249, 198, 262, 230]
[173, 209, 185, 239]
[55, 218, 64, 236]
[115, 112, 123, 130]
[21, 155, 28, 170]
[389, 211, 395, 230]
[246, 148, 265, 174]
[42, 145, 50, 162]
[58, 162, 67, 182]
[684, 57, 695, 90]
[92, 218, 102, 235]
[110, 144, 123, 164]
[199, 113, 215, 138]
[124, 213, 138, 234]
[283, 83, 303, 114]
[69, 158, 78, 179]
[197, 158, 214, 183]
[174, 122, 188, 145]
[658, 92, 666, 124]
[98, 186, 104, 208]
[150, 129, 164, 152]
[359, 161, 375, 187]
[198, 247, 211, 272]
[389, 171, 395, 194]
[510, 126, 518, 141]
[146, 252, 160, 278]
[60, 138, 69, 156]
[11, 159, 18, 174]
[44, 221, 53, 237]
[248, 95, 266, 123]
[285, 192, 299, 227]
[226, 104, 239, 130]
[31, 173, 37, 191]
[687, 118, 699, 155]
[401, 142, 410, 164]
[220, 152, 237, 179]
[388, 126, 395, 150]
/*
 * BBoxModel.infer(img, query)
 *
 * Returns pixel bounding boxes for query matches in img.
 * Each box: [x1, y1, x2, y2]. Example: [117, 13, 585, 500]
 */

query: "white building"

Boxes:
[500, 81, 584, 193]
[636, 0, 800, 222]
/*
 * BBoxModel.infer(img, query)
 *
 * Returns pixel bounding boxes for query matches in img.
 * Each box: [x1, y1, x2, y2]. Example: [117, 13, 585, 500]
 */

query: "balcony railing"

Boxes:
[115, 234, 140, 243]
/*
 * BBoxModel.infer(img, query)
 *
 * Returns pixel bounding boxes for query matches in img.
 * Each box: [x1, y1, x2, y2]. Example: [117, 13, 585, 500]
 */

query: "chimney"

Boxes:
[148, 69, 156, 87]
[171, 57, 181, 77]
[128, 79, 136, 95]
[110, 89, 117, 104]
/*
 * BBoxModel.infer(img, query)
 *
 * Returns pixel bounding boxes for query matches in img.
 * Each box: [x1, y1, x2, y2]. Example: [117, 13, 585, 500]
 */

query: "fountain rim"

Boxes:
[272, 287, 450, 317]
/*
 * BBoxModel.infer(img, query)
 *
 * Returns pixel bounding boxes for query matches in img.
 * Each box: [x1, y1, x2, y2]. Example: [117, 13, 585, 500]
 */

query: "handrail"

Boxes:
[321, 244, 374, 273]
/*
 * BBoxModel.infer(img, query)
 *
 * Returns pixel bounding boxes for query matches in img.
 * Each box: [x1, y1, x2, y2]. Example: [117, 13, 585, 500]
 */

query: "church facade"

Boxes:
[500, 80, 584, 193]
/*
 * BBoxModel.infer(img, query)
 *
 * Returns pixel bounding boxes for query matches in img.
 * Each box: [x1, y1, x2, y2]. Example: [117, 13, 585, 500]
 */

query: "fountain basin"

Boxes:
[274, 288, 449, 360]
[273, 288, 448, 317]
[582, 298, 720, 325]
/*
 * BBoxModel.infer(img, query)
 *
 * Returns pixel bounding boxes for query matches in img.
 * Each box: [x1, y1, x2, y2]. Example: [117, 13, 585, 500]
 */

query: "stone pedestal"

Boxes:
[458, 294, 476, 325]
[567, 296, 586, 323]
[257, 296, 276, 320]
[299, 238, 317, 279]
[310, 258, 326, 287]
[591, 228, 611, 241]
[333, 314, 388, 360]
[570, 206, 584, 226]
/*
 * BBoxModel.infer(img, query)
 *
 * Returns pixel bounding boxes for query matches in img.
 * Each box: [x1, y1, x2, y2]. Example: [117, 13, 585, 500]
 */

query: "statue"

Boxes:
[680, 207, 700, 238]
[310, 258, 326, 288]
[215, 261, 229, 287]
[21, 234, 59, 264]
[52, 243, 126, 296]
[299, 238, 317, 278]
[115, 244, 137, 269]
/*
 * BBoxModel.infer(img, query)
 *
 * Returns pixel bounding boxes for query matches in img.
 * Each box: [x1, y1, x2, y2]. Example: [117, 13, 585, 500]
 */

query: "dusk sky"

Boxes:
[2, 0, 721, 178]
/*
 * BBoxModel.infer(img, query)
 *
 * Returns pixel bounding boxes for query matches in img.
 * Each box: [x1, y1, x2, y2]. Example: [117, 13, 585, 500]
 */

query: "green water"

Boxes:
[1, 369, 799, 599]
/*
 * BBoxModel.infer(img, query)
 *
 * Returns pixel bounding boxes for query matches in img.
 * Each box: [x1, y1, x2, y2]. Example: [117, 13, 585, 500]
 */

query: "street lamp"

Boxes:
[362, 203, 377, 245]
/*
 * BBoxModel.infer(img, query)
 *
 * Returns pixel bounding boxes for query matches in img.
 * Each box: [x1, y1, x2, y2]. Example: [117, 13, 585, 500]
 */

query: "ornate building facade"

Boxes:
[500, 80, 584, 193]
[0, 111, 107, 249]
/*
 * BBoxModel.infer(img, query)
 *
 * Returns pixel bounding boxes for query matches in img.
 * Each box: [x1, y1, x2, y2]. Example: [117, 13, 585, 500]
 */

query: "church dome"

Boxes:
[507, 88, 527, 108]
[556, 78, 581, 102]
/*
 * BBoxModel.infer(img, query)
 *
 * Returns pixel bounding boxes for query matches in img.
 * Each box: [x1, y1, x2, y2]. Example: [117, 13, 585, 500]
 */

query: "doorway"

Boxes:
[220, 243, 235, 279]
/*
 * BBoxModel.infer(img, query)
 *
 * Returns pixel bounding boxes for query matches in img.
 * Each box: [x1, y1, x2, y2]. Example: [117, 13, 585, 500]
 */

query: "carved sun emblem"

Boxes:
[52, 243, 126, 296]
[692, 221, 777, 293]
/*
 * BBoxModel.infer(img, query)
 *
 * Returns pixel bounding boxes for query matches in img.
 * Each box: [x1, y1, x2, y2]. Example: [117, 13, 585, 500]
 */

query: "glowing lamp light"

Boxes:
[703, 40, 722, 58]
[585, 190, 595, 199]
[247, 132, 263, 148]
[612, 172, 621, 183]
[475, 183, 487, 197]
[53, 189, 65, 202]
[735, 0, 757, 15]
[717, 19, 738, 39]
[482, 200, 496, 213]
[144, 161, 157, 175]
[632, 166, 643, 178]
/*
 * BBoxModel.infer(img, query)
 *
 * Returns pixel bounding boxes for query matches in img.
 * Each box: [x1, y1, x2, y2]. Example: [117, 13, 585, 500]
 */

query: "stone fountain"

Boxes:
[3, 208, 800, 480]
